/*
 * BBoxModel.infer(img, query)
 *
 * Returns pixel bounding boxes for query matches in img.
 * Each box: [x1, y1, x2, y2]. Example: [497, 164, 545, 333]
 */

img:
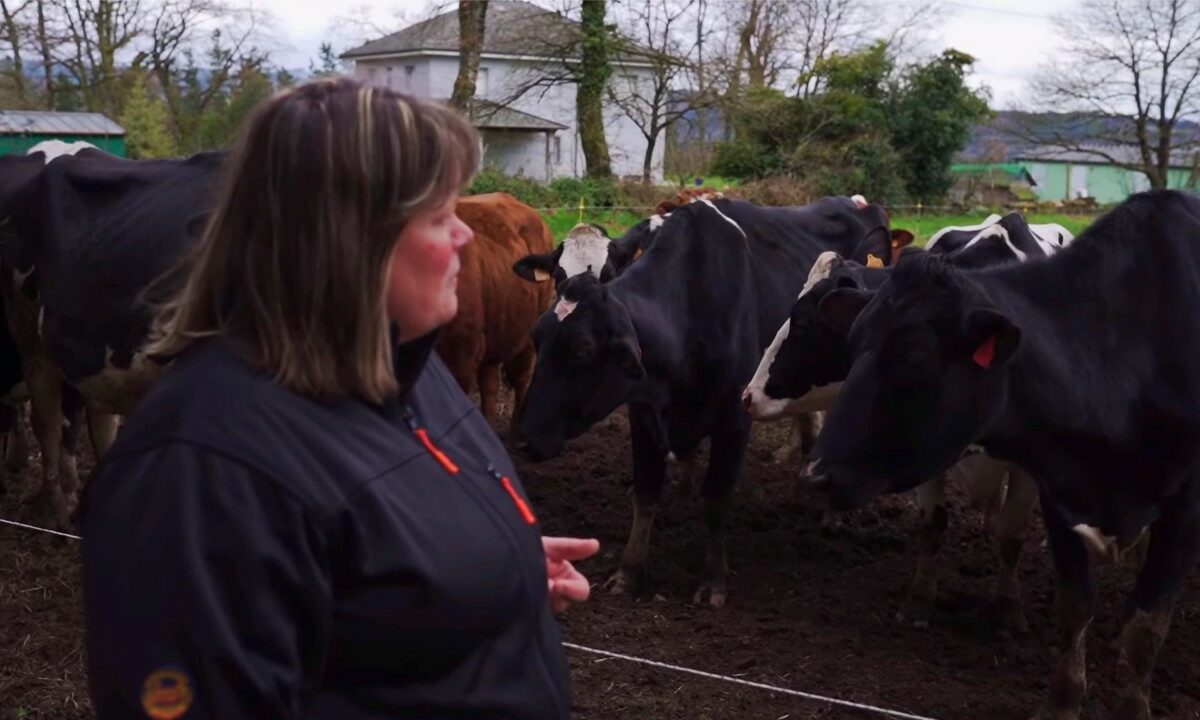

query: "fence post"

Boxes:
[578, 196, 586, 224]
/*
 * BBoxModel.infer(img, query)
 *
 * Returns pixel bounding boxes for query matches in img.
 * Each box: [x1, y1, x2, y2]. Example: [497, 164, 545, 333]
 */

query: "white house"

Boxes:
[340, 0, 665, 183]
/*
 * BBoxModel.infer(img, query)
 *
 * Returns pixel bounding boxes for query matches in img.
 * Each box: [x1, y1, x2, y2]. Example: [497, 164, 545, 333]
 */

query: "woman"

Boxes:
[79, 77, 598, 719]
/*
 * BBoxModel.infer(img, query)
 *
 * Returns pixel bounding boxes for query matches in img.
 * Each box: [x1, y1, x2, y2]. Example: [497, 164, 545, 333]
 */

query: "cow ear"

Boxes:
[817, 288, 873, 336]
[513, 245, 563, 283]
[850, 229, 892, 268]
[612, 336, 645, 380]
[963, 309, 1020, 369]
[890, 229, 915, 250]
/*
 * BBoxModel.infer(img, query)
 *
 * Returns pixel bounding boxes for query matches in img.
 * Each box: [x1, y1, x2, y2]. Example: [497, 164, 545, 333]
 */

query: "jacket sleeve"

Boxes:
[80, 441, 333, 719]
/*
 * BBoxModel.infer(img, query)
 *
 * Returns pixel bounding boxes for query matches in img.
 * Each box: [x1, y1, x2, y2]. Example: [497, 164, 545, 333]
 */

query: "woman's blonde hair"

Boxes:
[146, 77, 480, 403]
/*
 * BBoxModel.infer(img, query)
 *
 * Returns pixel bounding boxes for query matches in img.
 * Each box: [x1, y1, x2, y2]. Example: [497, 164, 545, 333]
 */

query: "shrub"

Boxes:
[546, 176, 621, 208]
[726, 176, 816, 206]
[711, 139, 770, 180]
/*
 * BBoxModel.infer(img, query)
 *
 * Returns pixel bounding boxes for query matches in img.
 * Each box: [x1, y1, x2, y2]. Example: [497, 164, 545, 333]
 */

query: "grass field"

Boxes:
[540, 208, 1099, 246]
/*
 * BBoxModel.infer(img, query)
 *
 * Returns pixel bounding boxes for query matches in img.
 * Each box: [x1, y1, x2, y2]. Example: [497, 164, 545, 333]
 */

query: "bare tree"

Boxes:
[140, 0, 269, 149]
[0, 0, 33, 105]
[450, 0, 487, 112]
[608, 0, 714, 183]
[51, 0, 146, 113]
[1025, 0, 1200, 189]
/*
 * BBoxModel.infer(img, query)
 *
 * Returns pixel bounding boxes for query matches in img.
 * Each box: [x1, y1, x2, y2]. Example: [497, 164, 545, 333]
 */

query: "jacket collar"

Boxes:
[391, 322, 440, 397]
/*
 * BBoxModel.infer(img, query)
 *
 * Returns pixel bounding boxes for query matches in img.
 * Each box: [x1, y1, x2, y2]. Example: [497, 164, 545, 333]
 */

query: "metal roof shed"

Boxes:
[0, 110, 126, 157]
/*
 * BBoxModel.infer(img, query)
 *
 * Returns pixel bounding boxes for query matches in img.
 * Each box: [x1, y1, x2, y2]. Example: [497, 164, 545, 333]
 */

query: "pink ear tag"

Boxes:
[973, 334, 996, 368]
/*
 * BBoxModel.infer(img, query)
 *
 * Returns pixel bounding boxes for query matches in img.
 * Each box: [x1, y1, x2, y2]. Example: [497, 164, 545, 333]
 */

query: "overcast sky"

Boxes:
[255, 0, 1077, 110]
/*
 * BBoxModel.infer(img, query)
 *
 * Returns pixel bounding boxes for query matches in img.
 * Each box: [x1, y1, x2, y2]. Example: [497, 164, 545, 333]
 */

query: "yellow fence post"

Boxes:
[578, 196, 586, 224]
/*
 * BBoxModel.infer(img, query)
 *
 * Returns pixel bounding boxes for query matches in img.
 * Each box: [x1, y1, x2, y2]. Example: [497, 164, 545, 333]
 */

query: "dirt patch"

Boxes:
[2, 404, 1200, 720]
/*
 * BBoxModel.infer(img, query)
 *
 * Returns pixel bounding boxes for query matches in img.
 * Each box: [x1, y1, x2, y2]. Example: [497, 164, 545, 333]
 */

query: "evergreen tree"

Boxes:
[119, 71, 177, 159]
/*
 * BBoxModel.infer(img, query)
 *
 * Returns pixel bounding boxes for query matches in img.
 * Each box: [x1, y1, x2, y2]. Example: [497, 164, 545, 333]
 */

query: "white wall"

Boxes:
[353, 53, 665, 183]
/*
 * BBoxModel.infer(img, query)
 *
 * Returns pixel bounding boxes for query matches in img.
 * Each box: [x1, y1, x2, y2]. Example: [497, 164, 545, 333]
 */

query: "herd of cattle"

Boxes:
[1, 139, 1198, 719]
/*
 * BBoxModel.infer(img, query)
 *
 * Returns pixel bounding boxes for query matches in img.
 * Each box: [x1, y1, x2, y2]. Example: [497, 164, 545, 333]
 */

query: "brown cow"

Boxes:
[437, 192, 555, 427]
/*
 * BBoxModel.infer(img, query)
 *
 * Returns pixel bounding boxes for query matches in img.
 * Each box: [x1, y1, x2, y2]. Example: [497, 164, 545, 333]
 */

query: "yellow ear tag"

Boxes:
[866, 254, 884, 268]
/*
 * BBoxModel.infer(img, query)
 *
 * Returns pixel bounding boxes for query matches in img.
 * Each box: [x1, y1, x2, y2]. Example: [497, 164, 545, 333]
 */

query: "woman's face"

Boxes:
[387, 196, 474, 342]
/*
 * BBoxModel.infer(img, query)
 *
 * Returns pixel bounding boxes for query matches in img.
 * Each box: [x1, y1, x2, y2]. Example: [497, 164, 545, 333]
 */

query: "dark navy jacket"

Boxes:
[80, 330, 571, 719]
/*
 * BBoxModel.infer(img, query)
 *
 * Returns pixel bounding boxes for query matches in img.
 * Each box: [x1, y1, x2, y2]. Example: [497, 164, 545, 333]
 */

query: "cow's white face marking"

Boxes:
[648, 213, 668, 231]
[744, 251, 844, 419]
[1028, 223, 1076, 256]
[850, 194, 868, 208]
[963, 224, 1028, 262]
[559, 224, 610, 279]
[696, 198, 747, 239]
[926, 214, 1003, 251]
[27, 139, 96, 164]
[553, 298, 578, 321]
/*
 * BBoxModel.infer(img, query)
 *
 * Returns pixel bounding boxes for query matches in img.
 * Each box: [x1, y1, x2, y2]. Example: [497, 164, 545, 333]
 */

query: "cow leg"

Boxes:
[0, 404, 13, 496]
[693, 409, 750, 609]
[603, 405, 667, 596]
[773, 412, 823, 466]
[1112, 504, 1198, 720]
[57, 384, 84, 511]
[4, 402, 28, 473]
[993, 467, 1037, 634]
[502, 345, 537, 437]
[1032, 506, 1095, 720]
[897, 474, 948, 627]
[476, 362, 501, 426]
[85, 404, 119, 459]
[25, 362, 67, 529]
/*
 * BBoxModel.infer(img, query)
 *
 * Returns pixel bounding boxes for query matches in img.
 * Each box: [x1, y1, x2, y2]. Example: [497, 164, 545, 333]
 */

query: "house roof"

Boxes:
[468, 100, 565, 131]
[1015, 143, 1198, 169]
[950, 162, 1037, 186]
[340, 0, 650, 64]
[0, 110, 125, 136]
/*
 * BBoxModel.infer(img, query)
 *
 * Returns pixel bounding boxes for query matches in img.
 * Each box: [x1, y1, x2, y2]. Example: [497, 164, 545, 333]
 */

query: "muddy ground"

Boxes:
[2, 403, 1199, 720]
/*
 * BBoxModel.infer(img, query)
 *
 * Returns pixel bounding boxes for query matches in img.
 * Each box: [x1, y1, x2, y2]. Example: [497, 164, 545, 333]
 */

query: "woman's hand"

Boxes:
[542, 536, 600, 613]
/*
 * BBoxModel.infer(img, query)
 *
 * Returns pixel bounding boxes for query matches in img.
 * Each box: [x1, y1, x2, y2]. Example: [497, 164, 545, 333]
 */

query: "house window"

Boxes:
[477, 67, 489, 97]
[552, 135, 561, 164]
[385, 66, 394, 89]
[404, 65, 415, 90]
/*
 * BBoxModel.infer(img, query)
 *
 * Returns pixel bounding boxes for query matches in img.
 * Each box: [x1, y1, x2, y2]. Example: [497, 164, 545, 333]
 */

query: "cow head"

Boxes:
[513, 221, 655, 287]
[740, 217, 916, 422]
[806, 252, 1020, 511]
[518, 273, 645, 459]
[750, 257, 871, 418]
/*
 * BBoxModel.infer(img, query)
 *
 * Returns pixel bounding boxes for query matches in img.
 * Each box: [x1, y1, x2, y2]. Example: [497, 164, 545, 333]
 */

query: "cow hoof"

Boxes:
[602, 568, 638, 595]
[692, 582, 728, 609]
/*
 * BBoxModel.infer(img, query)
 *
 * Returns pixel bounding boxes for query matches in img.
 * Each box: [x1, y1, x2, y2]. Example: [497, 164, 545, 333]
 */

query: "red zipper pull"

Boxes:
[489, 465, 537, 525]
[403, 406, 460, 474]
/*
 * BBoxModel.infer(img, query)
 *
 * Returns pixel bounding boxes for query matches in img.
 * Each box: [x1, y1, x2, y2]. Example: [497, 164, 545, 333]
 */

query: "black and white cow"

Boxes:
[742, 213, 1078, 629]
[513, 221, 649, 286]
[0, 141, 110, 519]
[516, 195, 896, 607]
[0, 145, 225, 527]
[807, 189, 1200, 720]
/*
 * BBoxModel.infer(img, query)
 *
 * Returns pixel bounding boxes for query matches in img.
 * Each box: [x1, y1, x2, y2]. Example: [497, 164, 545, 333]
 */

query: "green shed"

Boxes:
[1015, 144, 1198, 204]
[0, 110, 126, 157]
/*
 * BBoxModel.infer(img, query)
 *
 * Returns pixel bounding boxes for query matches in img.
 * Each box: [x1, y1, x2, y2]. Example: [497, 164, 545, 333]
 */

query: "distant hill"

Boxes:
[957, 110, 1200, 162]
